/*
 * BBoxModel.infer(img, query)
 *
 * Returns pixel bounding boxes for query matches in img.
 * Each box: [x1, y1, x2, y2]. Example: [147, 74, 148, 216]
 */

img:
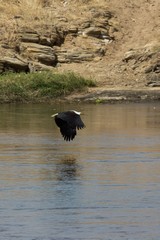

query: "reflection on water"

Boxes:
[0, 103, 160, 240]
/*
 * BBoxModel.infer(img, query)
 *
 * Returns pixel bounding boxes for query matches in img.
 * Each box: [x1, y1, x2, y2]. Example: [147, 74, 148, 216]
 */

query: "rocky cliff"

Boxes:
[0, 0, 160, 89]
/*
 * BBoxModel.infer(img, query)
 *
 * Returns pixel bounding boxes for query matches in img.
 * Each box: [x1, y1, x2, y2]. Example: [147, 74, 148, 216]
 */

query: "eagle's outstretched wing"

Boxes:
[60, 124, 77, 141]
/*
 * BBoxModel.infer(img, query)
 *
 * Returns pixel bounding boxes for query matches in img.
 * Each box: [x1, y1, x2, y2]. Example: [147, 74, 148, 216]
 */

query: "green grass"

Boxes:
[0, 71, 96, 103]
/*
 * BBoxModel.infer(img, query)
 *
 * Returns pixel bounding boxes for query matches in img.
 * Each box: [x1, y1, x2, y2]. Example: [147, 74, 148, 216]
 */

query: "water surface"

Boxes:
[0, 103, 160, 240]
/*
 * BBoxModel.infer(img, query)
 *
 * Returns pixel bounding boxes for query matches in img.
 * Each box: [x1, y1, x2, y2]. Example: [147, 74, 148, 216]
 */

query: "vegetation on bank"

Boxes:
[0, 71, 96, 103]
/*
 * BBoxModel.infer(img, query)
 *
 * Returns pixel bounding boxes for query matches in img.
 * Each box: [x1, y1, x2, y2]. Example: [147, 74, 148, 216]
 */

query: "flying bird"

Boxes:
[51, 110, 85, 141]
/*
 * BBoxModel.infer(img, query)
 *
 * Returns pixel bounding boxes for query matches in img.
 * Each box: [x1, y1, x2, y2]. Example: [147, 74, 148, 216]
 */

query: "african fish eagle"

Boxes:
[51, 110, 85, 141]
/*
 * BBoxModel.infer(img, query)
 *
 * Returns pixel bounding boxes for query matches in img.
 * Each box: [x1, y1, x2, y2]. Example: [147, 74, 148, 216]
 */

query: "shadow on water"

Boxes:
[0, 102, 160, 239]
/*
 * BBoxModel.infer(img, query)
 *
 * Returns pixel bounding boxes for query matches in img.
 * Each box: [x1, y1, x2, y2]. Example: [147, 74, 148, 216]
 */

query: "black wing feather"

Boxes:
[74, 115, 85, 130]
[55, 115, 77, 141]
[60, 124, 76, 141]
[54, 111, 85, 141]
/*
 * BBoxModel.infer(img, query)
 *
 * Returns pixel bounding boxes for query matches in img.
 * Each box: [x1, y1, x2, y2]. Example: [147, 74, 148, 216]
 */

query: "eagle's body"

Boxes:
[51, 110, 85, 141]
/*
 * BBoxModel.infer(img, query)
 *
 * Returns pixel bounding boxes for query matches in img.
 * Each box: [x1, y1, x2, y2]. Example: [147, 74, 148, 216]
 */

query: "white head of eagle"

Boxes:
[51, 110, 85, 141]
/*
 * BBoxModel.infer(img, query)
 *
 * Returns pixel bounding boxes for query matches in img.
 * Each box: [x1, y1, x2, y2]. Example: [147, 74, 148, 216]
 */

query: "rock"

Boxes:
[38, 29, 65, 46]
[0, 7, 115, 74]
[19, 43, 57, 66]
[20, 32, 39, 43]
[19, 28, 64, 47]
[80, 20, 91, 30]
[123, 42, 160, 63]
[29, 62, 55, 72]
[123, 50, 138, 62]
[77, 89, 160, 103]
[67, 26, 78, 34]
[0, 57, 29, 73]
[56, 51, 94, 63]
[122, 42, 160, 88]
[83, 27, 109, 39]
[39, 36, 53, 46]
[55, 46, 104, 63]
[145, 62, 160, 73]
[146, 70, 160, 87]
[146, 81, 160, 87]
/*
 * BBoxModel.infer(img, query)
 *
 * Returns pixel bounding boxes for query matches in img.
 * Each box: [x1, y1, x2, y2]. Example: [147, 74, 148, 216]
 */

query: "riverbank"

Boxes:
[0, 71, 159, 103]
[0, 0, 159, 99]
[65, 87, 160, 103]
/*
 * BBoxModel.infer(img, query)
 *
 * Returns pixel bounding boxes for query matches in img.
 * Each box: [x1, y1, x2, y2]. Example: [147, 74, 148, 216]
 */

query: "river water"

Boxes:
[0, 103, 160, 240]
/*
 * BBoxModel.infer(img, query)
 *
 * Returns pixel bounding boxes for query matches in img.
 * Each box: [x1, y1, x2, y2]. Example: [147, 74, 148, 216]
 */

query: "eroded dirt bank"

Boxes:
[0, 0, 160, 101]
